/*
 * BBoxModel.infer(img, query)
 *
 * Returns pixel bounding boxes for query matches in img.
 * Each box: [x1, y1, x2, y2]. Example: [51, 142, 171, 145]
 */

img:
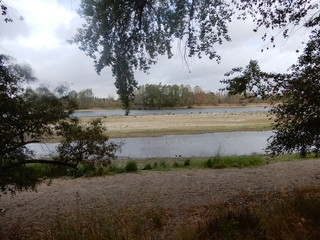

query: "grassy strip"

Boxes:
[27, 153, 307, 179]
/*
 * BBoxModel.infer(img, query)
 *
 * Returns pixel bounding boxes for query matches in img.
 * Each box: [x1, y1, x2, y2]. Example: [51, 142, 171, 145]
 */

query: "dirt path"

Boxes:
[1, 159, 320, 232]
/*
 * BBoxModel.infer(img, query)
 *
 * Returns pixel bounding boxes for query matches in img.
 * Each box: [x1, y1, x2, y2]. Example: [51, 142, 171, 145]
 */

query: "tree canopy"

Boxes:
[71, 0, 319, 113]
[221, 29, 320, 157]
[0, 54, 119, 194]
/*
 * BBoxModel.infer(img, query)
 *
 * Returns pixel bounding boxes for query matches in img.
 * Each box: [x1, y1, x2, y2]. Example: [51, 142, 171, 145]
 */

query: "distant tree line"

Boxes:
[71, 84, 268, 110]
[68, 89, 122, 109]
[132, 84, 266, 109]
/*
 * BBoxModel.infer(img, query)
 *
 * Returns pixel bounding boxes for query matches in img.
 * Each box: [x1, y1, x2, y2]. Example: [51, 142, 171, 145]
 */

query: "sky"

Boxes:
[0, 0, 310, 98]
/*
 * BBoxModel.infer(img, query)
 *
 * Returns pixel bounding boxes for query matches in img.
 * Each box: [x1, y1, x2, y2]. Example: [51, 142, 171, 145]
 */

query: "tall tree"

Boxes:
[0, 55, 119, 194]
[221, 30, 320, 157]
[70, 0, 233, 113]
[71, 0, 319, 113]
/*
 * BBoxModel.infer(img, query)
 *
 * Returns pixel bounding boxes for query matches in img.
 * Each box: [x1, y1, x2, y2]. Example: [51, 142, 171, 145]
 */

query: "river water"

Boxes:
[27, 131, 273, 158]
[74, 106, 269, 117]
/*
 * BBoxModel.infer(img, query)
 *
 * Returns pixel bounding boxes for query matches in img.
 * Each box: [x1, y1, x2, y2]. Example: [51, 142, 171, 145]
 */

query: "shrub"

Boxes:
[184, 159, 191, 167]
[173, 161, 180, 168]
[204, 158, 213, 168]
[159, 161, 168, 169]
[125, 161, 138, 172]
[142, 163, 153, 170]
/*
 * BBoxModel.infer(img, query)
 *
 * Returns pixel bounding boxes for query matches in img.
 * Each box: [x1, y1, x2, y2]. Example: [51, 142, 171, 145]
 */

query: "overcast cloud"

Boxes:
[0, 0, 309, 98]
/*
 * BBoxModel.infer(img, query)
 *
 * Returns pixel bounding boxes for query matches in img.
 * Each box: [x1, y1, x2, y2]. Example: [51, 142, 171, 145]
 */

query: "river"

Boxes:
[27, 131, 273, 158]
[74, 106, 269, 117]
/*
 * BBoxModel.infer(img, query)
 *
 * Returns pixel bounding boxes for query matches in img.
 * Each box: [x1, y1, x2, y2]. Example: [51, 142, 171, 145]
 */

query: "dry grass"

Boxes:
[2, 186, 320, 240]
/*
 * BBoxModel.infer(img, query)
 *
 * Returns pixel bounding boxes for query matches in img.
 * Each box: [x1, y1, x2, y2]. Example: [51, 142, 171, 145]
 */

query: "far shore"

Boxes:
[75, 102, 271, 112]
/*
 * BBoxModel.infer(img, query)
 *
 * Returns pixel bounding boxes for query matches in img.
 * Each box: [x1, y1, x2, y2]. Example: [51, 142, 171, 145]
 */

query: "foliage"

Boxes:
[125, 161, 139, 172]
[71, 0, 319, 112]
[55, 118, 118, 166]
[205, 154, 266, 169]
[233, 0, 319, 49]
[221, 30, 320, 157]
[70, 85, 266, 110]
[220, 60, 269, 98]
[133, 83, 259, 109]
[0, 55, 119, 194]
[267, 30, 320, 157]
[70, 0, 233, 113]
[0, 0, 13, 22]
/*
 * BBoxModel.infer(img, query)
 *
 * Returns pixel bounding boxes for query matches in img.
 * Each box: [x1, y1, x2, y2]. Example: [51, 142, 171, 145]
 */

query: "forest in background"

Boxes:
[72, 84, 267, 110]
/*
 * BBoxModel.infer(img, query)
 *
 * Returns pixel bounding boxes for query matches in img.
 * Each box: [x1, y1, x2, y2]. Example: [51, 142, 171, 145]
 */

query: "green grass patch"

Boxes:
[26, 153, 310, 180]
[203, 154, 266, 169]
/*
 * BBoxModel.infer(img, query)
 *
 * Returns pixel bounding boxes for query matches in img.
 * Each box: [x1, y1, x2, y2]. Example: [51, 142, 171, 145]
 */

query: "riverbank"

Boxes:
[79, 111, 272, 138]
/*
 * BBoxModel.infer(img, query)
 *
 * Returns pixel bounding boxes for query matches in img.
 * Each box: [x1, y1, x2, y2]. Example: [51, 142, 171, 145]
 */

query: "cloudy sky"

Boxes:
[0, 0, 309, 98]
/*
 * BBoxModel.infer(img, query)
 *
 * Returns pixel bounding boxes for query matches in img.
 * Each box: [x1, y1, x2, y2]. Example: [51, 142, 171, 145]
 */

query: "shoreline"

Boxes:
[75, 103, 271, 112]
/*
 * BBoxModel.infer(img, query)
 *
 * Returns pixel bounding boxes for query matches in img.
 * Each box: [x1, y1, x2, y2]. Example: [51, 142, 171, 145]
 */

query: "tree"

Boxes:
[0, 55, 119, 194]
[71, 0, 319, 113]
[77, 88, 94, 109]
[267, 29, 320, 157]
[70, 0, 233, 113]
[221, 29, 320, 157]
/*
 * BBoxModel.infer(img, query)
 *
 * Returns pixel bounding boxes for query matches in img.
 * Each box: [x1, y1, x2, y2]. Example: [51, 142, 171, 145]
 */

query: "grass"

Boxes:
[27, 153, 309, 179]
[24, 206, 170, 240]
[178, 186, 320, 240]
[3, 186, 320, 240]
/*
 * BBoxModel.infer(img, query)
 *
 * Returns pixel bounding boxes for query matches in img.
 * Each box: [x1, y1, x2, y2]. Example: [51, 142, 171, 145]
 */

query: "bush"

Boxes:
[159, 161, 168, 169]
[173, 161, 180, 168]
[106, 164, 125, 174]
[204, 158, 213, 168]
[125, 161, 138, 172]
[183, 159, 191, 167]
[142, 163, 153, 170]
